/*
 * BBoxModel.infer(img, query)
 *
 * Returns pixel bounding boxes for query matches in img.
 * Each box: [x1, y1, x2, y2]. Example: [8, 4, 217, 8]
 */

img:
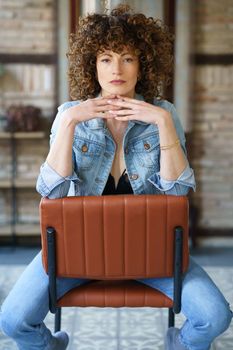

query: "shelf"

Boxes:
[0, 179, 11, 188]
[0, 131, 45, 139]
[0, 53, 57, 64]
[192, 54, 233, 65]
[16, 224, 41, 235]
[0, 128, 47, 240]
[15, 179, 37, 188]
[0, 179, 37, 188]
[0, 225, 11, 236]
[0, 224, 41, 236]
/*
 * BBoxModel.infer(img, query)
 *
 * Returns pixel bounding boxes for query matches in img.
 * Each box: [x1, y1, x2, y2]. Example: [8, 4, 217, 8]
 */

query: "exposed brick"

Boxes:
[191, 64, 233, 229]
[194, 0, 233, 54]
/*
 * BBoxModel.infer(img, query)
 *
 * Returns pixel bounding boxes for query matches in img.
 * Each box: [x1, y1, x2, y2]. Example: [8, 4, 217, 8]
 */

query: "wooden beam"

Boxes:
[163, 0, 175, 102]
[70, 0, 81, 33]
[192, 54, 233, 65]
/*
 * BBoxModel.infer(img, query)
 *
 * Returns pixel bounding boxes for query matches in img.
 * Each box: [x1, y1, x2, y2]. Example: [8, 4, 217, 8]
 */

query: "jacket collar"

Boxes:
[85, 93, 148, 130]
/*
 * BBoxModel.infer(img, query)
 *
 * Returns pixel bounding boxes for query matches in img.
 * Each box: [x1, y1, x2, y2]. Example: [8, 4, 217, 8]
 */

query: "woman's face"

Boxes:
[96, 48, 139, 98]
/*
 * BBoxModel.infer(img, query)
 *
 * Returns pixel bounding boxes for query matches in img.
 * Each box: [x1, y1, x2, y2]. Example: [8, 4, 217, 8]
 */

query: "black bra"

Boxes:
[102, 170, 133, 195]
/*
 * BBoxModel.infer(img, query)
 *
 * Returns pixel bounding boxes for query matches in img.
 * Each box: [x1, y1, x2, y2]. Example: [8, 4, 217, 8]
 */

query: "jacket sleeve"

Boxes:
[36, 102, 81, 198]
[148, 102, 196, 195]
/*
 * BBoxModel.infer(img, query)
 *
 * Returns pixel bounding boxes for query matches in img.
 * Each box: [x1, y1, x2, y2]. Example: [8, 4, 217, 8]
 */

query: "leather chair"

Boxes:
[40, 194, 189, 333]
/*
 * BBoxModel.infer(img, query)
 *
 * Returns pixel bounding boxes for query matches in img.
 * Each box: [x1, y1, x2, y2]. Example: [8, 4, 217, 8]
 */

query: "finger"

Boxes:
[116, 95, 143, 105]
[114, 115, 134, 121]
[107, 99, 142, 110]
[109, 109, 138, 116]
[94, 95, 117, 105]
[95, 99, 114, 106]
[95, 113, 116, 119]
[107, 100, 133, 109]
[102, 113, 119, 119]
[95, 105, 121, 112]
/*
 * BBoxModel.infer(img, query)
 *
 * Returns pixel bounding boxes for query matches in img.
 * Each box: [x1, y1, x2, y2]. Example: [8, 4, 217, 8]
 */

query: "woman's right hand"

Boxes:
[61, 95, 119, 126]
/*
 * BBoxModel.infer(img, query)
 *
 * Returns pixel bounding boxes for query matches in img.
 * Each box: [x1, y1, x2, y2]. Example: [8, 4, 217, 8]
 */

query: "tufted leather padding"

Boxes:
[40, 194, 189, 308]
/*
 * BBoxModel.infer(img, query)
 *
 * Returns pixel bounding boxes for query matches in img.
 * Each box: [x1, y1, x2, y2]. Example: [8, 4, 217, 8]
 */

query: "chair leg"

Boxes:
[168, 308, 175, 328]
[54, 307, 62, 332]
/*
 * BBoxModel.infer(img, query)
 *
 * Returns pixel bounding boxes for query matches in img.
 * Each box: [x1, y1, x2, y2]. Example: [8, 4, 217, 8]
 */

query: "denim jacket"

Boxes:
[36, 94, 196, 198]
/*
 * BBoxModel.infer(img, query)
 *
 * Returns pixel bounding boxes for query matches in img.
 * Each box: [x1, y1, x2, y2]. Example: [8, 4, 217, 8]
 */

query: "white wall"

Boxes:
[174, 0, 194, 132]
[58, 0, 70, 104]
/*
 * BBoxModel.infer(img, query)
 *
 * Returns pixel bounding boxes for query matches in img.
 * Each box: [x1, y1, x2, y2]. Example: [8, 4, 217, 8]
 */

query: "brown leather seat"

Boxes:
[57, 280, 173, 308]
[40, 194, 189, 331]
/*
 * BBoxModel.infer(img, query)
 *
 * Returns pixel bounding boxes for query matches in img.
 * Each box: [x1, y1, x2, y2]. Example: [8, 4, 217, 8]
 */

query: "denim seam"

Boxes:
[178, 333, 192, 350]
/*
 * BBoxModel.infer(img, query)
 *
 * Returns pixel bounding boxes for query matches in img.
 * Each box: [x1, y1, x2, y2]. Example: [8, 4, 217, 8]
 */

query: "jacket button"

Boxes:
[130, 174, 139, 180]
[144, 143, 151, 150]
[81, 144, 88, 152]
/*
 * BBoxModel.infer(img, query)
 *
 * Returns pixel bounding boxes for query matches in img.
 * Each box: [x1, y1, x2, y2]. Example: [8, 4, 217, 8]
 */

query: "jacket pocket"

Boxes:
[73, 139, 104, 170]
[129, 134, 160, 168]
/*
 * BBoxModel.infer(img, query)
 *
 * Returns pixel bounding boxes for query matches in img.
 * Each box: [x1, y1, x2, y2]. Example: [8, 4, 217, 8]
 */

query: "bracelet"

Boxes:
[160, 139, 180, 150]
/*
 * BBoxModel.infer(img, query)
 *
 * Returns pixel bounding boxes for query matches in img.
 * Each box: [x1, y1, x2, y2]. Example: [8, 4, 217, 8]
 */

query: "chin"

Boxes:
[111, 88, 133, 97]
[102, 85, 134, 97]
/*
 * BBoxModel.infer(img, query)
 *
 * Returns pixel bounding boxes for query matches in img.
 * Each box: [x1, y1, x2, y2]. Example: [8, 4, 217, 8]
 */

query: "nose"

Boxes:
[112, 59, 122, 76]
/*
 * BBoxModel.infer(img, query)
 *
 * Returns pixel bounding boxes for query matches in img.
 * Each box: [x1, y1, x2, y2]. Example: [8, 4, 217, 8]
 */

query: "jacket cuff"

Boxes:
[148, 165, 196, 192]
[38, 161, 80, 191]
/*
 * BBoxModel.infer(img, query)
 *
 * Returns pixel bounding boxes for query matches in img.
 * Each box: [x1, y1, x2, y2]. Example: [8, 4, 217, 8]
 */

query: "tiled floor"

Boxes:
[0, 243, 233, 350]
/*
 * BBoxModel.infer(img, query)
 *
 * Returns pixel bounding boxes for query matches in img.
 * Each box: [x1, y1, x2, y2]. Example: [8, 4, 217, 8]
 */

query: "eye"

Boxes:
[101, 58, 110, 63]
[124, 57, 134, 63]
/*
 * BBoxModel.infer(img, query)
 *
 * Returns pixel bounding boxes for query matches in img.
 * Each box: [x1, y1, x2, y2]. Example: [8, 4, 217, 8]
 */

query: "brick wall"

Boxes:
[194, 0, 233, 54]
[191, 0, 233, 230]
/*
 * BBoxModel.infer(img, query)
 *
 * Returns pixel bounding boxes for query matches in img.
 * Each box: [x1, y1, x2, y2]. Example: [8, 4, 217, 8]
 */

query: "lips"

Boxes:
[110, 80, 126, 84]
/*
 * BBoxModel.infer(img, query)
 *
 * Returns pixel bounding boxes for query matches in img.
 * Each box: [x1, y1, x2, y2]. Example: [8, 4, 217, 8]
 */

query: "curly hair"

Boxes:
[67, 4, 174, 103]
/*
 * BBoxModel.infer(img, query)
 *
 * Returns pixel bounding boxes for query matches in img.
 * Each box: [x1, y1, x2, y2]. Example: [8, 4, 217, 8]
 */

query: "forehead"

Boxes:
[97, 45, 138, 56]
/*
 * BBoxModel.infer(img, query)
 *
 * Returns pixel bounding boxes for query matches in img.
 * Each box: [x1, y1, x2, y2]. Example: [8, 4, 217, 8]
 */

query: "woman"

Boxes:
[0, 4, 232, 350]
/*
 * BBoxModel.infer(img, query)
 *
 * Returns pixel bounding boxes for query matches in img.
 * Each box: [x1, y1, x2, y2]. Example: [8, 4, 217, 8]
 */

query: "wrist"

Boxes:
[61, 112, 78, 129]
[157, 111, 172, 129]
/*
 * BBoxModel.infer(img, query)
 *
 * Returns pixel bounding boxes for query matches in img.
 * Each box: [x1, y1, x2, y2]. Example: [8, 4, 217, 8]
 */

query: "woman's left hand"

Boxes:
[107, 95, 171, 126]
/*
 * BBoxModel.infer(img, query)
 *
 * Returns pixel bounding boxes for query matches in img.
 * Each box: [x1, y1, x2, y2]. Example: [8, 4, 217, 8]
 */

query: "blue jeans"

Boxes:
[0, 252, 232, 350]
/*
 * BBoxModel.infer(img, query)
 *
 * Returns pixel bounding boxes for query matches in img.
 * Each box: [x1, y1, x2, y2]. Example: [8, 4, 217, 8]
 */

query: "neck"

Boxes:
[106, 118, 128, 131]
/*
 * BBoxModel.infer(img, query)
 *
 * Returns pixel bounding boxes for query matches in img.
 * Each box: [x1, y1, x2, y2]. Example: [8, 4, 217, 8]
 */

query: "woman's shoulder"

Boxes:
[153, 98, 174, 112]
[136, 94, 174, 112]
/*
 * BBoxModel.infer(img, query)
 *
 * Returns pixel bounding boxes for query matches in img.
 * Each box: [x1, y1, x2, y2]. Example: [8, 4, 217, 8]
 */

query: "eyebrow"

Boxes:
[98, 52, 134, 57]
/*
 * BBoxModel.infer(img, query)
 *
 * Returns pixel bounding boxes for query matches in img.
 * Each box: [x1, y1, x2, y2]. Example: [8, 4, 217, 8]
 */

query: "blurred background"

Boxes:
[0, 1, 232, 349]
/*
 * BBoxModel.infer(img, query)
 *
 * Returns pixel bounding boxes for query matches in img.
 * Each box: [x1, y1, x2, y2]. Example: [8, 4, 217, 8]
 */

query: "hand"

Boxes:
[107, 95, 171, 126]
[61, 95, 121, 125]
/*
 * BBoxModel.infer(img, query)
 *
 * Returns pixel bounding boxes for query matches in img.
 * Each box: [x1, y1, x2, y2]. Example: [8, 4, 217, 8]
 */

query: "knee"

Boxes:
[205, 302, 232, 338]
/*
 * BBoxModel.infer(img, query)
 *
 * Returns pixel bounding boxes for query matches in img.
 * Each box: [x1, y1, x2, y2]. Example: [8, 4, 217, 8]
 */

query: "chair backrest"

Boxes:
[40, 194, 189, 280]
